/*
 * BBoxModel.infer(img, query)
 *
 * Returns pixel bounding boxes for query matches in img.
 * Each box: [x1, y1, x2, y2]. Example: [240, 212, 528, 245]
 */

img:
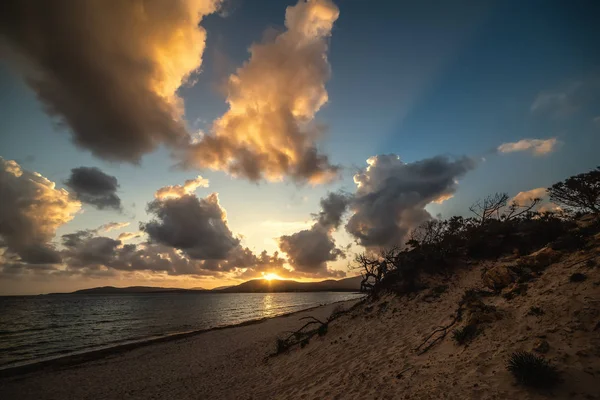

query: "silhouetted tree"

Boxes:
[469, 193, 509, 224]
[547, 167, 600, 213]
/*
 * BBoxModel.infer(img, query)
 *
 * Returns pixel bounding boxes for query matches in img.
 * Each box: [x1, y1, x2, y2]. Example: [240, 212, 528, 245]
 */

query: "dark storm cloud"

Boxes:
[279, 225, 346, 278]
[0, 0, 219, 162]
[65, 167, 122, 210]
[346, 154, 476, 249]
[278, 192, 350, 278]
[314, 192, 351, 229]
[0, 157, 80, 265]
[141, 193, 240, 260]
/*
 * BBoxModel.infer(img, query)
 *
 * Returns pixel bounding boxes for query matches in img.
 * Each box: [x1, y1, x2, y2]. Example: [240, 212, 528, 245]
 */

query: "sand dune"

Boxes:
[1, 239, 598, 399]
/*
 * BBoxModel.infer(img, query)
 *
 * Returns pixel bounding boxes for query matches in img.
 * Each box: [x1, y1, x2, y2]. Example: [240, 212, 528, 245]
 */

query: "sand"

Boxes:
[1, 239, 599, 399]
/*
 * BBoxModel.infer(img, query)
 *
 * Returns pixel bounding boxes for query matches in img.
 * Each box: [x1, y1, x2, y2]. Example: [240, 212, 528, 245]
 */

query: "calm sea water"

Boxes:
[0, 292, 363, 369]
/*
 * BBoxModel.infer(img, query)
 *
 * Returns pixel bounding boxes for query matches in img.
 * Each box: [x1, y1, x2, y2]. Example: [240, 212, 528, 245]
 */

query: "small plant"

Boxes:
[432, 284, 449, 295]
[507, 351, 560, 388]
[276, 338, 287, 354]
[300, 338, 310, 348]
[317, 323, 328, 336]
[569, 272, 587, 282]
[452, 323, 478, 345]
[329, 304, 346, 321]
[528, 306, 544, 316]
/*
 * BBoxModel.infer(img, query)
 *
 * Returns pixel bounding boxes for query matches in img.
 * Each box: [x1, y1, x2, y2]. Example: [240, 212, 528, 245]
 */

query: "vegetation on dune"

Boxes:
[273, 167, 600, 395]
[507, 351, 560, 388]
[547, 167, 600, 214]
[355, 166, 600, 299]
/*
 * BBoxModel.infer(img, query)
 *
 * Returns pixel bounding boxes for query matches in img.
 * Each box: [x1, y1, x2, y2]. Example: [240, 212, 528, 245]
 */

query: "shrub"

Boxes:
[547, 167, 600, 214]
[317, 324, 328, 336]
[528, 306, 544, 316]
[452, 323, 478, 345]
[569, 272, 587, 282]
[276, 338, 287, 354]
[507, 351, 560, 388]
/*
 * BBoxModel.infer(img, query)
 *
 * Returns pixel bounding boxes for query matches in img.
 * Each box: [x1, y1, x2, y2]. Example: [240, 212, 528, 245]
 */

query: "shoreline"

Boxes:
[0, 297, 363, 379]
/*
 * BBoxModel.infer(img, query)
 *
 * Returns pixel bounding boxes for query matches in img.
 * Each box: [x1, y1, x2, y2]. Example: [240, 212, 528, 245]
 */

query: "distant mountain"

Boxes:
[63, 286, 207, 295]
[216, 275, 362, 293]
[211, 285, 235, 291]
[53, 276, 362, 295]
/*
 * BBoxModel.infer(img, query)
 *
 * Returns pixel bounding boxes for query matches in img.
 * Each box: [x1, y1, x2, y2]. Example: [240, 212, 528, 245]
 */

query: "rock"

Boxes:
[502, 283, 528, 300]
[482, 266, 516, 290]
[534, 340, 550, 354]
[521, 247, 562, 271]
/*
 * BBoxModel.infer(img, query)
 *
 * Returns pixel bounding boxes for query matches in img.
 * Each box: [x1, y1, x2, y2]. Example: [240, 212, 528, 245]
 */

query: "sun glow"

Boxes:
[262, 273, 283, 281]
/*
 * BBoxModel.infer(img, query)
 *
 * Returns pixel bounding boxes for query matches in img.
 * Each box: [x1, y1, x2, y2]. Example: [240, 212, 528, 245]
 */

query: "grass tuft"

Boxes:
[507, 351, 560, 388]
[452, 323, 478, 345]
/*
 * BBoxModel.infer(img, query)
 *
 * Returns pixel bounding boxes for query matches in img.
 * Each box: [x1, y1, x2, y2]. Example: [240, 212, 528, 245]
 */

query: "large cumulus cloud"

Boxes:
[0, 158, 81, 264]
[142, 193, 240, 260]
[65, 167, 122, 210]
[278, 192, 350, 277]
[346, 154, 476, 249]
[0, 0, 219, 161]
[182, 0, 340, 183]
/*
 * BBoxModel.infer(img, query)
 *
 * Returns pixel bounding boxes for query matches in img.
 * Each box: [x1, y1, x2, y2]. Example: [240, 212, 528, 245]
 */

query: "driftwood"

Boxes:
[270, 303, 356, 357]
[414, 306, 464, 355]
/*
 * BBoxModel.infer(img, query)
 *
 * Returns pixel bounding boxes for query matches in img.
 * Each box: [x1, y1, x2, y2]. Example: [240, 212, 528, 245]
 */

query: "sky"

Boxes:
[0, 0, 599, 295]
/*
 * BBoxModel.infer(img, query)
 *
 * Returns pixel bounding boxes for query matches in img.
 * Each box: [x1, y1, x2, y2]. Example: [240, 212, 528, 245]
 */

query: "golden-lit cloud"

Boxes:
[511, 187, 547, 206]
[98, 222, 130, 233]
[0, 158, 81, 264]
[0, 0, 220, 161]
[117, 232, 144, 242]
[155, 176, 210, 200]
[182, 0, 340, 183]
[431, 193, 454, 204]
[497, 138, 559, 156]
[510, 187, 562, 214]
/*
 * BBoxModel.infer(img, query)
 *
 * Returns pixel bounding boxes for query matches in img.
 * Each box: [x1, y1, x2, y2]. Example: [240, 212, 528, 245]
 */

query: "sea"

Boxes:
[0, 291, 363, 370]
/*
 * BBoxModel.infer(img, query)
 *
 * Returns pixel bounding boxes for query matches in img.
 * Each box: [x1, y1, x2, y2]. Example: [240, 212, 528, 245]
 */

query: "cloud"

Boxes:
[0, 158, 81, 264]
[0, 0, 220, 162]
[511, 187, 547, 206]
[510, 187, 561, 214]
[279, 225, 346, 278]
[278, 192, 350, 277]
[497, 138, 559, 156]
[117, 232, 143, 242]
[531, 79, 600, 117]
[346, 154, 475, 249]
[65, 167, 122, 210]
[154, 176, 209, 200]
[98, 222, 130, 233]
[314, 192, 352, 229]
[181, 0, 340, 183]
[141, 193, 240, 260]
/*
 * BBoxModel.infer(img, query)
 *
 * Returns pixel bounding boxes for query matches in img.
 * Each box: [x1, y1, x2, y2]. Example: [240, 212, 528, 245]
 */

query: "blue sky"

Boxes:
[0, 0, 599, 293]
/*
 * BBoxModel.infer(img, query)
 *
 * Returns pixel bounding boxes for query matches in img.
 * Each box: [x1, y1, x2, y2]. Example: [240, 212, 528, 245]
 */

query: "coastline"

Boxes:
[0, 297, 363, 379]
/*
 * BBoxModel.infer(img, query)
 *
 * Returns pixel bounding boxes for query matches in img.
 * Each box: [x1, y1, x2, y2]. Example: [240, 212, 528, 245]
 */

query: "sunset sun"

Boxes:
[262, 273, 283, 281]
